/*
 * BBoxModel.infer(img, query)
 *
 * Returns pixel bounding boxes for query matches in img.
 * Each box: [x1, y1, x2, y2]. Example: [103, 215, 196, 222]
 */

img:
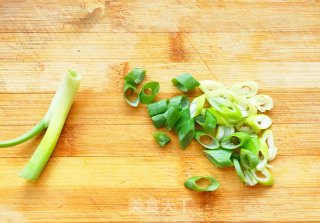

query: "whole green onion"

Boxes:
[164, 106, 182, 130]
[151, 114, 166, 128]
[240, 149, 259, 169]
[171, 73, 200, 92]
[203, 149, 233, 168]
[168, 95, 190, 108]
[190, 95, 206, 118]
[153, 131, 171, 147]
[184, 176, 220, 192]
[194, 131, 220, 150]
[147, 99, 169, 117]
[178, 118, 195, 149]
[221, 132, 250, 150]
[233, 158, 245, 183]
[123, 81, 140, 107]
[140, 81, 160, 104]
[124, 68, 146, 85]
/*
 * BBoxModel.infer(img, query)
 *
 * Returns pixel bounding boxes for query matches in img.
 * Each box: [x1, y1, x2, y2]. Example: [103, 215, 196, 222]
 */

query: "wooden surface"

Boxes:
[0, 0, 319, 222]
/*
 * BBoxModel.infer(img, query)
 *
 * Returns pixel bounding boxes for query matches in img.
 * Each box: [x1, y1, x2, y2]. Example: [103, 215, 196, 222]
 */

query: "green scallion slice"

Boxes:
[199, 80, 225, 93]
[233, 158, 246, 183]
[124, 68, 146, 85]
[242, 135, 260, 156]
[168, 95, 190, 109]
[140, 81, 160, 104]
[250, 168, 274, 186]
[151, 114, 166, 129]
[123, 81, 140, 107]
[240, 149, 259, 169]
[246, 114, 272, 134]
[174, 107, 191, 133]
[194, 131, 220, 150]
[203, 149, 234, 168]
[221, 132, 250, 150]
[190, 95, 206, 118]
[171, 73, 200, 92]
[216, 125, 235, 141]
[147, 99, 169, 117]
[164, 106, 182, 130]
[184, 176, 220, 192]
[153, 131, 171, 147]
[178, 118, 195, 149]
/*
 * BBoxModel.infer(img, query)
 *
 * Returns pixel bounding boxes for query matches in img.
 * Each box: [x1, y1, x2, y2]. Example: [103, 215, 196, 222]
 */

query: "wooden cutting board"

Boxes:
[0, 0, 319, 222]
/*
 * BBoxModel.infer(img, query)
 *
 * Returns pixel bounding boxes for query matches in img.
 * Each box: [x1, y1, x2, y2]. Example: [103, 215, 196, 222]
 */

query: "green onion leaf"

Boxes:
[233, 158, 246, 183]
[178, 118, 195, 149]
[194, 131, 220, 150]
[221, 132, 250, 150]
[151, 114, 166, 129]
[229, 81, 259, 97]
[184, 176, 220, 192]
[140, 81, 160, 104]
[171, 73, 200, 92]
[164, 106, 182, 130]
[174, 107, 191, 133]
[250, 168, 274, 186]
[203, 149, 234, 168]
[153, 131, 171, 147]
[199, 80, 225, 93]
[123, 81, 140, 107]
[190, 95, 206, 118]
[168, 95, 190, 109]
[246, 114, 272, 134]
[240, 149, 259, 169]
[147, 99, 169, 117]
[124, 68, 146, 85]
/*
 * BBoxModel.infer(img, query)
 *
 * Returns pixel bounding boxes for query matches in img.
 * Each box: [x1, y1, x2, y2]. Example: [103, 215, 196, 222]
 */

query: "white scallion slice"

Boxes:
[249, 95, 273, 112]
[199, 80, 225, 93]
[230, 81, 259, 97]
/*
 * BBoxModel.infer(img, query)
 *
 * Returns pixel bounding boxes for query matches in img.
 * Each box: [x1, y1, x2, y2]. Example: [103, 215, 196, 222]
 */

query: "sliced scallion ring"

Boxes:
[235, 120, 255, 134]
[256, 139, 269, 171]
[250, 168, 274, 186]
[242, 135, 260, 156]
[123, 81, 140, 107]
[178, 118, 195, 149]
[195, 109, 217, 134]
[174, 107, 191, 133]
[140, 81, 160, 104]
[164, 106, 182, 131]
[216, 125, 235, 141]
[147, 99, 169, 117]
[249, 95, 273, 112]
[171, 73, 200, 92]
[194, 131, 220, 150]
[229, 81, 259, 97]
[235, 96, 257, 117]
[244, 170, 258, 186]
[221, 132, 250, 150]
[153, 131, 171, 147]
[261, 129, 277, 161]
[123, 68, 146, 85]
[168, 95, 190, 109]
[184, 176, 220, 192]
[233, 158, 245, 183]
[207, 108, 229, 126]
[205, 89, 236, 102]
[246, 114, 272, 134]
[199, 80, 225, 93]
[190, 95, 206, 118]
[151, 114, 166, 129]
[240, 149, 259, 170]
[203, 149, 234, 168]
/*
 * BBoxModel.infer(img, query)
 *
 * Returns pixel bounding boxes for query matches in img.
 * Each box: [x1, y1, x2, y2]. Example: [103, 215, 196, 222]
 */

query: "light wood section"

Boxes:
[0, 0, 319, 222]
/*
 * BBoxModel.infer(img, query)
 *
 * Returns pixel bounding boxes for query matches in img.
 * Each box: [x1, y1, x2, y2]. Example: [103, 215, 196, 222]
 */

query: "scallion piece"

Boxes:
[195, 109, 217, 134]
[190, 95, 206, 118]
[221, 132, 250, 150]
[124, 68, 146, 85]
[147, 99, 169, 117]
[203, 149, 233, 168]
[261, 129, 277, 161]
[153, 131, 171, 147]
[140, 81, 160, 104]
[235, 120, 255, 134]
[240, 149, 259, 169]
[174, 107, 190, 132]
[178, 118, 195, 149]
[249, 95, 273, 112]
[242, 135, 260, 156]
[256, 139, 269, 171]
[233, 158, 246, 183]
[164, 106, 182, 130]
[235, 96, 257, 117]
[246, 114, 272, 134]
[250, 168, 274, 186]
[171, 73, 200, 92]
[230, 81, 259, 97]
[168, 95, 190, 109]
[199, 80, 225, 93]
[207, 107, 229, 126]
[194, 131, 220, 150]
[123, 81, 140, 107]
[151, 114, 166, 128]
[244, 170, 258, 186]
[216, 125, 235, 141]
[184, 176, 220, 192]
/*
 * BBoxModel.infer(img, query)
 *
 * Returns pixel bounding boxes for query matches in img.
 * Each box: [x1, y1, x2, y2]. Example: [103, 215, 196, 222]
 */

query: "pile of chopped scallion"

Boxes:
[123, 69, 277, 191]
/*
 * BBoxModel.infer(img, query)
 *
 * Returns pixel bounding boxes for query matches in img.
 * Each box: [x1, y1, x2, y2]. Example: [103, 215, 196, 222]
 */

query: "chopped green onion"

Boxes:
[203, 149, 233, 168]
[153, 131, 171, 147]
[233, 158, 245, 182]
[249, 95, 273, 112]
[190, 95, 206, 118]
[164, 106, 182, 130]
[244, 170, 258, 186]
[207, 107, 229, 126]
[124, 68, 146, 85]
[242, 135, 260, 156]
[240, 149, 259, 169]
[250, 168, 274, 186]
[174, 107, 190, 132]
[199, 80, 225, 93]
[246, 114, 272, 134]
[140, 81, 160, 104]
[221, 132, 250, 150]
[235, 120, 255, 134]
[194, 131, 220, 150]
[20, 70, 81, 180]
[168, 95, 190, 109]
[151, 114, 166, 128]
[178, 118, 195, 149]
[216, 125, 235, 141]
[171, 73, 200, 92]
[261, 129, 277, 161]
[184, 176, 220, 192]
[205, 90, 236, 102]
[195, 109, 217, 134]
[235, 96, 257, 117]
[123, 81, 140, 107]
[147, 99, 169, 117]
[230, 81, 259, 97]
[256, 139, 269, 171]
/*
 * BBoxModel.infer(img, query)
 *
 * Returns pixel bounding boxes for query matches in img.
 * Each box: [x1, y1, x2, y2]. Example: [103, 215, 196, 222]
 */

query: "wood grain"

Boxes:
[0, 0, 319, 222]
